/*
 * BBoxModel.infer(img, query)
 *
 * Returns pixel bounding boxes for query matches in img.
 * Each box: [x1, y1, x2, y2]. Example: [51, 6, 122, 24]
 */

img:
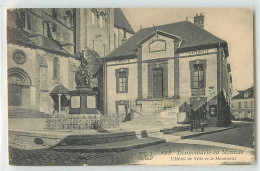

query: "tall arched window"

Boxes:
[53, 57, 60, 80]
[100, 16, 103, 28]
[92, 11, 95, 25]
[91, 9, 99, 26]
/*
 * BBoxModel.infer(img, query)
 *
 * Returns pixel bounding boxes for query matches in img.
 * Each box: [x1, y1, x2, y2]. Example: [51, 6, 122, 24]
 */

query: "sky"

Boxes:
[122, 8, 254, 91]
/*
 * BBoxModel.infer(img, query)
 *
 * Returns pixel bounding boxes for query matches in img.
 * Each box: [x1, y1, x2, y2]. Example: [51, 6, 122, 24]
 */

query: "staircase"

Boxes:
[8, 106, 50, 118]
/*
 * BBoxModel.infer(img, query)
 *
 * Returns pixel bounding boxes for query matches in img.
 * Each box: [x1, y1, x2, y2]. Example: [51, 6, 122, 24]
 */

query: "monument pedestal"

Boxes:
[69, 88, 98, 114]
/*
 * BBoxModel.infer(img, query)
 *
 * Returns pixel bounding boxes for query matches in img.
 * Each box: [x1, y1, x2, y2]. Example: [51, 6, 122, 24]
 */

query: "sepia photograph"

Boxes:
[6, 8, 254, 166]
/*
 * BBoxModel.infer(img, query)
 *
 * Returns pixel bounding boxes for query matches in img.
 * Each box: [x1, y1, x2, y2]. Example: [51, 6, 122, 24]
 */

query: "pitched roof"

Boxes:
[114, 8, 135, 34]
[232, 86, 254, 99]
[103, 21, 228, 61]
[7, 26, 36, 47]
[7, 26, 75, 58]
[49, 84, 69, 94]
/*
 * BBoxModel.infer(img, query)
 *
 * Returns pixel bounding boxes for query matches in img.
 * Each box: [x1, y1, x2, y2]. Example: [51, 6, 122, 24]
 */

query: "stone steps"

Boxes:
[8, 107, 50, 118]
[53, 137, 166, 152]
[55, 131, 140, 146]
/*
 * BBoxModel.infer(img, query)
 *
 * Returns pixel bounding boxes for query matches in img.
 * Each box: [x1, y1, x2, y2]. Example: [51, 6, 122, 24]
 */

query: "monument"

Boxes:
[69, 50, 98, 114]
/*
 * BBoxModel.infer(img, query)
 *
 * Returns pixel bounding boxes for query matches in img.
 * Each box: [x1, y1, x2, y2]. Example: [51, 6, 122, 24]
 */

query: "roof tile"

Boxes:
[104, 21, 227, 60]
[114, 8, 135, 34]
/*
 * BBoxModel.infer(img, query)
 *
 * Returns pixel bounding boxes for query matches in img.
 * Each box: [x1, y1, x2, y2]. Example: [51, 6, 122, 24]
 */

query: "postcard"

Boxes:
[7, 8, 254, 166]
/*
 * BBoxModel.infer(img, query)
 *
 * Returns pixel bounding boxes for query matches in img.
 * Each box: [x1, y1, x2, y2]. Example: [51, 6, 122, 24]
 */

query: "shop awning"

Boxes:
[49, 84, 69, 95]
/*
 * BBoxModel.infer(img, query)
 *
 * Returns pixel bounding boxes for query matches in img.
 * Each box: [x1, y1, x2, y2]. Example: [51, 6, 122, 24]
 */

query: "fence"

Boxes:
[46, 114, 119, 130]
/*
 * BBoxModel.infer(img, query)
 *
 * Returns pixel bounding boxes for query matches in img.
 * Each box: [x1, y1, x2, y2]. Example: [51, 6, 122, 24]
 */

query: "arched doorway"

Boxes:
[8, 68, 31, 106]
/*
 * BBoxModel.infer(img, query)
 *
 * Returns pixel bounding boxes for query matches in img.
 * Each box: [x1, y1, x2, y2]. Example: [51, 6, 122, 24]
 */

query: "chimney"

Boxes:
[194, 13, 204, 29]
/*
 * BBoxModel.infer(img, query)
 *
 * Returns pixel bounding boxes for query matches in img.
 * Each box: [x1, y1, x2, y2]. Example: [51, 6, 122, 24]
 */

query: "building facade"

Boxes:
[7, 8, 134, 117]
[102, 14, 232, 126]
[231, 86, 254, 120]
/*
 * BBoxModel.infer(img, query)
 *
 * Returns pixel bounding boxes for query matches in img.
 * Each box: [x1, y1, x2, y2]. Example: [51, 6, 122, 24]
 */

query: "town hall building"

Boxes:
[102, 14, 233, 126]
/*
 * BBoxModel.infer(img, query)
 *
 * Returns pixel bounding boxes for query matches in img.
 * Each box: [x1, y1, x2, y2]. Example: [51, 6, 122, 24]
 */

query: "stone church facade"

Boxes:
[7, 8, 134, 117]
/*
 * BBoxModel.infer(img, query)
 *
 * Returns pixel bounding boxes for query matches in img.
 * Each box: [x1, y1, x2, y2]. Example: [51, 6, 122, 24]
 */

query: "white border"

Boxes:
[1, 0, 259, 171]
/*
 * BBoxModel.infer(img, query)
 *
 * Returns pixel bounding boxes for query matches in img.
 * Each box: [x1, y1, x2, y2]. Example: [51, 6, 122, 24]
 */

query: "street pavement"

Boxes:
[9, 141, 254, 166]
[8, 121, 255, 166]
[191, 121, 254, 148]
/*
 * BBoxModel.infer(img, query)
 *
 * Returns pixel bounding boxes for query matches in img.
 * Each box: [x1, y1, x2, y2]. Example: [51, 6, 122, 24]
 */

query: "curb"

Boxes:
[53, 138, 166, 152]
[180, 127, 234, 139]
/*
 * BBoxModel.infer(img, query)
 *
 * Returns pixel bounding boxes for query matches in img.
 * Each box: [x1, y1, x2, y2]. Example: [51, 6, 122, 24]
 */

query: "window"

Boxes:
[238, 102, 241, 109]
[91, 9, 99, 26]
[53, 58, 60, 80]
[52, 8, 57, 19]
[193, 64, 204, 88]
[18, 11, 31, 30]
[100, 15, 105, 28]
[114, 33, 117, 48]
[244, 101, 248, 108]
[64, 10, 74, 27]
[102, 16, 106, 27]
[26, 13, 31, 30]
[100, 17, 103, 28]
[92, 11, 95, 25]
[119, 72, 126, 92]
[42, 22, 53, 38]
[189, 60, 206, 94]
[250, 101, 254, 108]
[115, 68, 129, 93]
[96, 15, 99, 27]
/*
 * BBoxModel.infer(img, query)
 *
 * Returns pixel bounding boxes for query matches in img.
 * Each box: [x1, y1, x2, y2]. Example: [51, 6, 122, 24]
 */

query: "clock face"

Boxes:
[13, 50, 26, 64]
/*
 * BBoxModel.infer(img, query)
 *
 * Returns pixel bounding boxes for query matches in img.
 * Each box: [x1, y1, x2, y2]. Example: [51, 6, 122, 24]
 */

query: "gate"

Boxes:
[190, 97, 207, 132]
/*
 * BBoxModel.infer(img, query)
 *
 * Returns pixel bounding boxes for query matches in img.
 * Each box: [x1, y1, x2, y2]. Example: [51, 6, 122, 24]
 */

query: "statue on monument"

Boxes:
[75, 50, 91, 89]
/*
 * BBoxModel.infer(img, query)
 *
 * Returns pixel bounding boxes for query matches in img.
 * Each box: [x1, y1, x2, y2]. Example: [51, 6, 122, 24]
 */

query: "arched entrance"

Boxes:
[8, 68, 32, 106]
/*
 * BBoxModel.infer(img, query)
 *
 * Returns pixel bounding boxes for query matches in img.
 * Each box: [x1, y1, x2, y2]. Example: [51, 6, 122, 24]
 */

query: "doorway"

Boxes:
[153, 68, 163, 98]
[8, 84, 23, 106]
